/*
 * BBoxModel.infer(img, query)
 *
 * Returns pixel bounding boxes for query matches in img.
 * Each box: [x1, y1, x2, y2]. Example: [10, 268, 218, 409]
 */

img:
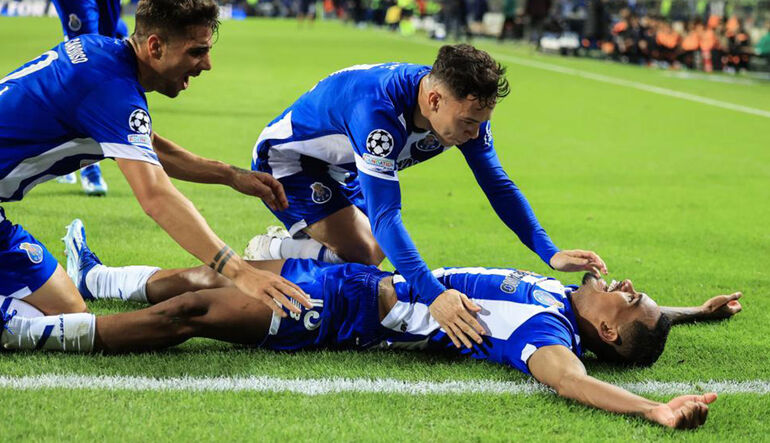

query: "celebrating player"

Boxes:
[0, 0, 309, 318]
[50, 0, 131, 195]
[0, 223, 741, 430]
[247, 44, 607, 348]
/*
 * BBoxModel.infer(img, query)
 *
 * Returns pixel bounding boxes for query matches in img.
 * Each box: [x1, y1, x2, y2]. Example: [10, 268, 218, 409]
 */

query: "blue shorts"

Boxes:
[0, 208, 58, 298]
[52, 0, 121, 39]
[260, 172, 367, 236]
[259, 259, 388, 351]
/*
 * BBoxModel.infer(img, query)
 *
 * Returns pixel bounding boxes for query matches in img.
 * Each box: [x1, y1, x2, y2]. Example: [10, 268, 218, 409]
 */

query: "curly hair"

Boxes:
[134, 0, 220, 40]
[430, 44, 510, 108]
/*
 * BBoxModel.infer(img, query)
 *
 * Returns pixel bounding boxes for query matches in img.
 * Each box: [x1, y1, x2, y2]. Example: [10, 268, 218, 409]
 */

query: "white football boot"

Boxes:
[244, 226, 290, 260]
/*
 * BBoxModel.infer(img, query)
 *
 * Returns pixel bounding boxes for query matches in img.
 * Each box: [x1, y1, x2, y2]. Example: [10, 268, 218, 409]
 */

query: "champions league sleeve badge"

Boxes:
[129, 109, 152, 134]
[366, 129, 394, 157]
[19, 242, 44, 264]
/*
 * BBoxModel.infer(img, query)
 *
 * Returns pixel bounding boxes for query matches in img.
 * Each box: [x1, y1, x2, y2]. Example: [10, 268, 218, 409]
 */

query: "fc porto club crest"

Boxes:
[533, 289, 564, 309]
[310, 182, 332, 204]
[19, 242, 44, 264]
[366, 129, 394, 157]
[415, 133, 442, 152]
[128, 109, 151, 134]
[68, 14, 82, 32]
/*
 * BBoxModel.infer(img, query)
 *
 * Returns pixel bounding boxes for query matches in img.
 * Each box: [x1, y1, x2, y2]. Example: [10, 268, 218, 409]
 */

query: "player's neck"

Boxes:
[127, 37, 156, 93]
[413, 76, 433, 132]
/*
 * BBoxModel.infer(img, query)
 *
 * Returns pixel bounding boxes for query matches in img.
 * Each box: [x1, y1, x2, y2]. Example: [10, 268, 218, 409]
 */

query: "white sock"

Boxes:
[2, 313, 95, 352]
[273, 237, 344, 263]
[85, 265, 159, 303]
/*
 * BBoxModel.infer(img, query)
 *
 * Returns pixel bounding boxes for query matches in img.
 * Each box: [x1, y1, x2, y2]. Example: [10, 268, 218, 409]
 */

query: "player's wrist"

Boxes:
[208, 245, 242, 278]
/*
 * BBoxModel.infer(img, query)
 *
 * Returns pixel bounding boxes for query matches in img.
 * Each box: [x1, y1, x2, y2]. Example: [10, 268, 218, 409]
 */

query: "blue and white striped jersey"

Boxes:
[253, 63, 444, 182]
[0, 34, 159, 202]
[383, 266, 582, 374]
[250, 63, 561, 307]
[265, 259, 582, 376]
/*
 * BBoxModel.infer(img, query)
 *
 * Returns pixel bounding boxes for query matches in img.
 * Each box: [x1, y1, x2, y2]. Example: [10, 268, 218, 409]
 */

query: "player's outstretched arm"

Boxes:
[528, 345, 716, 429]
[116, 158, 310, 316]
[151, 133, 288, 211]
[661, 292, 743, 325]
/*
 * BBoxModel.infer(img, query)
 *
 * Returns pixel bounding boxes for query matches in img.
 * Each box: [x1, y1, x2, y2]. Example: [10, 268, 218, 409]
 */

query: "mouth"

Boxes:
[606, 280, 621, 292]
[182, 75, 190, 90]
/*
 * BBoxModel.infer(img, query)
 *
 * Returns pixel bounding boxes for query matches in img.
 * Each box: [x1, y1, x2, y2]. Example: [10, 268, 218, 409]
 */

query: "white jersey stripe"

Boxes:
[0, 138, 103, 200]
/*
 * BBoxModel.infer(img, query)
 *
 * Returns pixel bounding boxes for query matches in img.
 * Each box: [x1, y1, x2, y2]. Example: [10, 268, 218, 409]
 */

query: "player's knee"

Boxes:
[156, 292, 210, 336]
[342, 243, 384, 266]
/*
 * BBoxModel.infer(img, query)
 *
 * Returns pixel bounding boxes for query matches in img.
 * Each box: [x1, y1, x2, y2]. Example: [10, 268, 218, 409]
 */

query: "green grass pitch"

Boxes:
[1, 17, 769, 441]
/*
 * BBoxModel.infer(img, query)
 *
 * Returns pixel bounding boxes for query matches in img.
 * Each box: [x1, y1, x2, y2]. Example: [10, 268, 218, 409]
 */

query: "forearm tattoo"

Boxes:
[209, 245, 235, 274]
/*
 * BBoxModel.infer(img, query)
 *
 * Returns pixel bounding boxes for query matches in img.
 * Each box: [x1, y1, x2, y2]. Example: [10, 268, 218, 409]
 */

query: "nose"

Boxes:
[200, 53, 212, 71]
[621, 279, 635, 293]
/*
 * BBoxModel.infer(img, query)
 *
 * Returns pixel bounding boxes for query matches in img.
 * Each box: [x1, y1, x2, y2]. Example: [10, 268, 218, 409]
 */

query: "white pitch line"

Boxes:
[403, 37, 770, 119]
[1, 375, 769, 396]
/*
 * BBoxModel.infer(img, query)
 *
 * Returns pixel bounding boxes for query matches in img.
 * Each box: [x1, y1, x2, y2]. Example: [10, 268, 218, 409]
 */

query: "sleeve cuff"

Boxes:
[415, 273, 446, 306]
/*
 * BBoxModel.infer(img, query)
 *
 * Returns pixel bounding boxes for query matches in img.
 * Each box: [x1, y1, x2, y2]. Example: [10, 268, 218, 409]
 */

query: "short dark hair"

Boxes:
[133, 0, 220, 41]
[430, 44, 510, 108]
[592, 314, 672, 367]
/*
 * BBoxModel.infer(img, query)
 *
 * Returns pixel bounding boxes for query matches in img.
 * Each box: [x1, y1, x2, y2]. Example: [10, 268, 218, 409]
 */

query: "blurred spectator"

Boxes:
[498, 0, 518, 41]
[758, 21, 770, 57]
[525, 0, 552, 44]
[443, 0, 471, 41]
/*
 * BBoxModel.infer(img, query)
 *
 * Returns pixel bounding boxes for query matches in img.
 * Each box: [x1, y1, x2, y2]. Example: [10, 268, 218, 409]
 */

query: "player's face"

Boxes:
[154, 25, 213, 98]
[427, 88, 494, 147]
[579, 274, 661, 333]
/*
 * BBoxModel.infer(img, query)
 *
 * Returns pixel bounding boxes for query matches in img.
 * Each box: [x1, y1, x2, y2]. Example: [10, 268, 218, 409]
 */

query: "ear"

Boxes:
[427, 89, 441, 112]
[598, 320, 619, 344]
[147, 34, 164, 59]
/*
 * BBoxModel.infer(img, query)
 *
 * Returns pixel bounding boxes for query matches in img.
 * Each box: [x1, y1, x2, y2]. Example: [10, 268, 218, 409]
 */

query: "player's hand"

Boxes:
[231, 265, 311, 318]
[229, 167, 289, 211]
[549, 250, 608, 277]
[645, 393, 717, 429]
[701, 292, 742, 320]
[429, 289, 486, 349]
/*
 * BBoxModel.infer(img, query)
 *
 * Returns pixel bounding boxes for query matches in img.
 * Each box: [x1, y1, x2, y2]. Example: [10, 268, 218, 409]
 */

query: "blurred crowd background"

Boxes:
[226, 0, 770, 73]
[3, 0, 769, 73]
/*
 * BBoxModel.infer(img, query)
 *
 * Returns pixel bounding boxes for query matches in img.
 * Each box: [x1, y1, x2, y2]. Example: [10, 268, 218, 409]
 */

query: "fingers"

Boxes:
[267, 286, 299, 315]
[259, 172, 289, 211]
[276, 280, 312, 309]
[458, 311, 484, 344]
[442, 322, 462, 348]
[581, 250, 608, 274]
[450, 323, 473, 349]
[461, 293, 481, 312]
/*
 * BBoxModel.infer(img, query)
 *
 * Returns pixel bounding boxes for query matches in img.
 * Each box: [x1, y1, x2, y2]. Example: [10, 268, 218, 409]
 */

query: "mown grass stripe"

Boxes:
[400, 35, 770, 119]
[1, 375, 769, 395]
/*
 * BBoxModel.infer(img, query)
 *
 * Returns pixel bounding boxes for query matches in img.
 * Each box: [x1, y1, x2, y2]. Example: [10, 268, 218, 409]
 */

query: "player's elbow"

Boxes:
[553, 371, 588, 399]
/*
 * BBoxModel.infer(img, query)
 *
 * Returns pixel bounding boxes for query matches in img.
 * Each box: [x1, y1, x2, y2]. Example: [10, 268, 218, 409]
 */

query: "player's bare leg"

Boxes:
[303, 205, 384, 265]
[145, 260, 286, 304]
[94, 288, 273, 353]
[22, 265, 88, 314]
[1, 287, 273, 353]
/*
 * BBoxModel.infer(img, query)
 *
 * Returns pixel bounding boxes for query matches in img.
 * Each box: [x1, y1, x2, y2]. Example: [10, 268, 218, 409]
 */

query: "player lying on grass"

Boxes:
[0, 224, 742, 429]
[247, 43, 608, 348]
[0, 0, 309, 318]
